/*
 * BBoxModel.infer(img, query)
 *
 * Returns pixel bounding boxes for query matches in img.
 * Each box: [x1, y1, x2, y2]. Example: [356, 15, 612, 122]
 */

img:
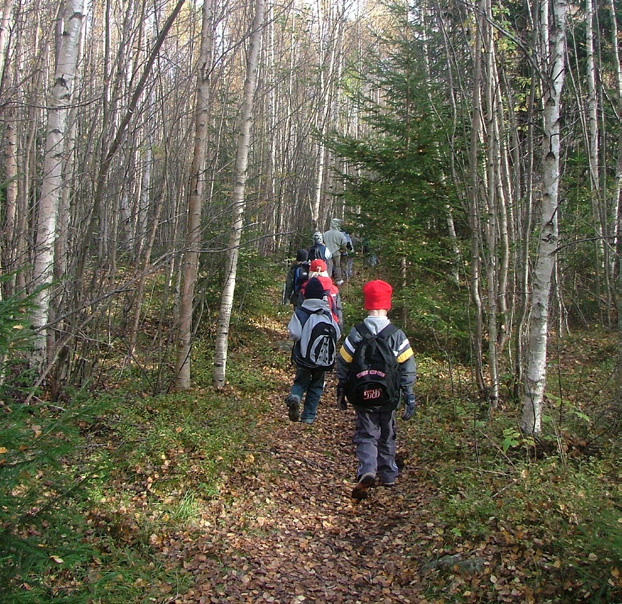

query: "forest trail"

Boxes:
[164, 314, 435, 604]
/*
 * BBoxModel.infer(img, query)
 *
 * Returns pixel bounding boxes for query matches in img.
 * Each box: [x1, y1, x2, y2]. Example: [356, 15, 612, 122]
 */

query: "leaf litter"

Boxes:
[156, 332, 436, 603]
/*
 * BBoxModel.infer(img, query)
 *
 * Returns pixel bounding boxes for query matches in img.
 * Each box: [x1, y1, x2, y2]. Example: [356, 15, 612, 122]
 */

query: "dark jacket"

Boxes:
[284, 261, 309, 306]
[337, 316, 416, 411]
[308, 242, 330, 262]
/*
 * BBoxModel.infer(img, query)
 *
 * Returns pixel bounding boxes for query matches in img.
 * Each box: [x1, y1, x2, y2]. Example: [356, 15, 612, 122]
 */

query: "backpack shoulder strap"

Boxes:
[377, 323, 398, 339]
[354, 321, 371, 338]
[295, 307, 310, 323]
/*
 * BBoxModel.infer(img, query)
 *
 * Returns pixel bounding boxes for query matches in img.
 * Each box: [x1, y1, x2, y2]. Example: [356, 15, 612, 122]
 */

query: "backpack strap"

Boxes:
[355, 322, 396, 340]
[296, 306, 331, 325]
[377, 323, 398, 339]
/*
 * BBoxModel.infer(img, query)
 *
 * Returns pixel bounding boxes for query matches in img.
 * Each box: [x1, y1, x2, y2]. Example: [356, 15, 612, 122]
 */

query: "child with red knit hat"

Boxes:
[300, 259, 344, 330]
[336, 280, 416, 500]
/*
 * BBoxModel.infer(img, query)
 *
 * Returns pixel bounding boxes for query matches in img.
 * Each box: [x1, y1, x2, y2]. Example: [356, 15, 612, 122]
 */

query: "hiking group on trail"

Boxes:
[283, 228, 416, 500]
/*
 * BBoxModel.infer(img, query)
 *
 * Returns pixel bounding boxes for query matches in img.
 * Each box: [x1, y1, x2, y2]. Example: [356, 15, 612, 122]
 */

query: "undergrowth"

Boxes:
[2, 260, 620, 602]
[405, 349, 620, 603]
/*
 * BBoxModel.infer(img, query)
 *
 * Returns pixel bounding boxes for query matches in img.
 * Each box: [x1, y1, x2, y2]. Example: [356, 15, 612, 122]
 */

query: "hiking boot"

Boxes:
[300, 418, 314, 424]
[285, 394, 300, 422]
[336, 279, 344, 286]
[351, 473, 375, 500]
[379, 481, 395, 487]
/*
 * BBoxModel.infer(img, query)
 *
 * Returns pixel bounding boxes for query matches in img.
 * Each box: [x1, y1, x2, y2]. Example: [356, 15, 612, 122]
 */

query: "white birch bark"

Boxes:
[608, 0, 622, 405]
[2, 104, 17, 298]
[0, 0, 14, 86]
[213, 0, 264, 388]
[468, 0, 486, 394]
[175, 0, 214, 390]
[1, 0, 16, 298]
[521, 0, 568, 435]
[31, 0, 84, 373]
[483, 0, 499, 405]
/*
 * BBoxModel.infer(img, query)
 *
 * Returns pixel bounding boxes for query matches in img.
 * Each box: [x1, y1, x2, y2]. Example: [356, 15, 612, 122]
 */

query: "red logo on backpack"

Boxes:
[363, 388, 382, 400]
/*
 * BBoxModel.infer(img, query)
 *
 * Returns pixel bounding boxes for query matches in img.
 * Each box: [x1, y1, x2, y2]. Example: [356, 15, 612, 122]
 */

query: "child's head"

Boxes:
[304, 277, 325, 300]
[313, 231, 324, 244]
[296, 248, 308, 262]
[309, 259, 328, 278]
[363, 280, 392, 312]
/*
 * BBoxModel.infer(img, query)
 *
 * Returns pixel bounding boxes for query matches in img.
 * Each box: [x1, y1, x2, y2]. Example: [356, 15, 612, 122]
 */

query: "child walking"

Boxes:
[285, 277, 341, 424]
[336, 280, 416, 499]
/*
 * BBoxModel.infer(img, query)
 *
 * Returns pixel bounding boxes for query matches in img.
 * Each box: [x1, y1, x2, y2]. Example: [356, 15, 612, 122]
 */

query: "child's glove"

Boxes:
[336, 385, 347, 410]
[402, 393, 416, 421]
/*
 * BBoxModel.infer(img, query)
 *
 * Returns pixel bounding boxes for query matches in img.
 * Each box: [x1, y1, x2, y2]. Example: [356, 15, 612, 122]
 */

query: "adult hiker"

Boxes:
[284, 277, 341, 425]
[308, 231, 331, 263]
[323, 218, 348, 285]
[336, 280, 416, 500]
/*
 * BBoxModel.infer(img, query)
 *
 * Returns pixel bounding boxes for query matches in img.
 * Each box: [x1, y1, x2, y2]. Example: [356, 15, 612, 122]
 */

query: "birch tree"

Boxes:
[213, 0, 264, 388]
[31, 0, 84, 373]
[521, 0, 568, 435]
[467, 0, 486, 394]
[175, 0, 214, 390]
[609, 0, 622, 406]
[0, 0, 14, 88]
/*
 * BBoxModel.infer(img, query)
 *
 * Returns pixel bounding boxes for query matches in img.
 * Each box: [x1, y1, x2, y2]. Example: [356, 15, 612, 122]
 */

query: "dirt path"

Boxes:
[162, 318, 433, 603]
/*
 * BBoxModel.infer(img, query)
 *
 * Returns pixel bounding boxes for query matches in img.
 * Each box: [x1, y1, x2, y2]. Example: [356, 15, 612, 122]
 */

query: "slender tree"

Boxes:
[213, 0, 264, 388]
[31, 0, 84, 373]
[175, 0, 214, 390]
[521, 0, 568, 435]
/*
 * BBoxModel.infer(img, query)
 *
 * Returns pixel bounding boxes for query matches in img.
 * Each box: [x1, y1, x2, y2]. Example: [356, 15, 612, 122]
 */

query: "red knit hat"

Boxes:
[310, 259, 327, 273]
[363, 280, 392, 310]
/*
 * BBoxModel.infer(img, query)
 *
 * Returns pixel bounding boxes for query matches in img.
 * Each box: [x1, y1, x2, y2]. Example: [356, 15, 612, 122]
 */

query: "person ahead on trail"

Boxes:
[308, 231, 331, 263]
[336, 280, 416, 500]
[284, 249, 310, 308]
[300, 259, 344, 331]
[342, 231, 354, 281]
[285, 277, 341, 425]
[323, 218, 348, 285]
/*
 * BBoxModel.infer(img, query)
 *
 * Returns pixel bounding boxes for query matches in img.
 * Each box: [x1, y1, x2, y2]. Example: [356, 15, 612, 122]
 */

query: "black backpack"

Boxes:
[345, 322, 400, 408]
[292, 262, 310, 298]
[291, 308, 338, 370]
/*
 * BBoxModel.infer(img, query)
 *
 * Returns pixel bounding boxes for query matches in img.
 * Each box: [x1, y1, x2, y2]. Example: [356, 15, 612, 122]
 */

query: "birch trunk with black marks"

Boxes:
[31, 0, 84, 374]
[521, 0, 568, 435]
[213, 0, 264, 388]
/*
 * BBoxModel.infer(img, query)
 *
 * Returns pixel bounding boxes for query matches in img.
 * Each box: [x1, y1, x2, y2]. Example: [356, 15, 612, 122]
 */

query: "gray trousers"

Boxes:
[353, 409, 398, 483]
[326, 252, 343, 282]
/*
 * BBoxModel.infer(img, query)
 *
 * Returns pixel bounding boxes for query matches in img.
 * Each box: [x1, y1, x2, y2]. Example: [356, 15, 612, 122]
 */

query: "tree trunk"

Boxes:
[31, 0, 84, 373]
[175, 0, 214, 390]
[483, 0, 499, 406]
[75, 0, 185, 296]
[608, 0, 622, 407]
[468, 0, 486, 394]
[1, 103, 17, 299]
[585, 0, 611, 323]
[0, 0, 14, 90]
[521, 0, 568, 435]
[213, 0, 264, 388]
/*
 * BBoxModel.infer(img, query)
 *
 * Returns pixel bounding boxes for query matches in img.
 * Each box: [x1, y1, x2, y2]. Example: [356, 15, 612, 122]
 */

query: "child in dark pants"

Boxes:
[285, 277, 341, 424]
[336, 280, 416, 499]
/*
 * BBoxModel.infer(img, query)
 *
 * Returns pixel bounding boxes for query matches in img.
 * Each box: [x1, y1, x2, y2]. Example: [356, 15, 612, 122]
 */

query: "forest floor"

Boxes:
[107, 305, 620, 604]
[158, 318, 445, 604]
[7, 275, 619, 603]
